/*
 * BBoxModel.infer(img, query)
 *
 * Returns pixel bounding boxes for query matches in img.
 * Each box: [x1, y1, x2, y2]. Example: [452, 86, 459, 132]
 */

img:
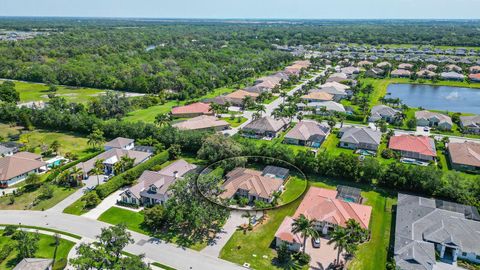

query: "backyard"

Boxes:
[220, 177, 396, 270]
[0, 230, 75, 270]
[18, 130, 93, 158]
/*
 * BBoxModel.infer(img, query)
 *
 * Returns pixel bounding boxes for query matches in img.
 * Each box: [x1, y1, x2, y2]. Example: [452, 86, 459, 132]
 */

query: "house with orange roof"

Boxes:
[219, 167, 285, 203]
[301, 91, 334, 103]
[274, 186, 372, 251]
[448, 141, 480, 173]
[469, 73, 480, 82]
[225, 90, 259, 106]
[388, 135, 437, 161]
[171, 102, 213, 118]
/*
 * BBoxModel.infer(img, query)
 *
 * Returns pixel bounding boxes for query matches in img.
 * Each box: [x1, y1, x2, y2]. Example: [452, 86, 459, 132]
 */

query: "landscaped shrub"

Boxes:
[45, 150, 101, 182]
[95, 151, 169, 199]
[295, 252, 311, 265]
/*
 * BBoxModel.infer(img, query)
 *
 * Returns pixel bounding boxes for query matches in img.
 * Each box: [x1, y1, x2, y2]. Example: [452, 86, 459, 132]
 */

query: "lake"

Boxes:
[386, 84, 480, 114]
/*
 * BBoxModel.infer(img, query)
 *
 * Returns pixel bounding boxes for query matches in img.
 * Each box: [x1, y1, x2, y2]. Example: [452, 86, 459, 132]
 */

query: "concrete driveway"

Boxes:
[306, 237, 342, 270]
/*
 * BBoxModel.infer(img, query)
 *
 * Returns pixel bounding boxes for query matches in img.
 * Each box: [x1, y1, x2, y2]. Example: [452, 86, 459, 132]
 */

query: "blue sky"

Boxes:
[1, 0, 479, 19]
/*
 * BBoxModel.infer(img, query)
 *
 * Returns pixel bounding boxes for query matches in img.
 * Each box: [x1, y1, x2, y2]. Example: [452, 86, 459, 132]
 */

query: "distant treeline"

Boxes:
[1, 19, 480, 97]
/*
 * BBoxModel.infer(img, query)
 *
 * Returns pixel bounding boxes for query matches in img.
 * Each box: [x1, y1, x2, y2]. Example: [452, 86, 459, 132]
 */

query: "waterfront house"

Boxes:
[391, 69, 411, 78]
[469, 73, 480, 82]
[398, 63, 414, 70]
[415, 110, 453, 130]
[369, 105, 400, 123]
[440, 71, 465, 81]
[459, 115, 480, 134]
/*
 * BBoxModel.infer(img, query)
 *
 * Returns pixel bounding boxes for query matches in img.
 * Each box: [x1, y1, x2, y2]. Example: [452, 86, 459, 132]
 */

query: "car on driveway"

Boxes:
[312, 237, 321, 248]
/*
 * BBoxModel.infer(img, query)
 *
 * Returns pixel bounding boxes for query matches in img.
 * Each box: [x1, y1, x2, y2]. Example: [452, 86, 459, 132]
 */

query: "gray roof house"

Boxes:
[440, 71, 465, 81]
[459, 115, 480, 134]
[242, 116, 289, 139]
[338, 127, 382, 151]
[391, 69, 411, 78]
[314, 87, 348, 101]
[298, 101, 346, 114]
[369, 105, 400, 123]
[415, 110, 453, 130]
[0, 145, 14, 157]
[13, 258, 53, 270]
[104, 137, 135, 151]
[76, 148, 152, 178]
[284, 120, 330, 148]
[394, 193, 480, 270]
[119, 159, 197, 206]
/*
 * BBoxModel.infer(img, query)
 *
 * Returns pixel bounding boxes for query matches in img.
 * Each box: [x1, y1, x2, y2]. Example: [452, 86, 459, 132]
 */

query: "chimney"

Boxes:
[173, 171, 179, 179]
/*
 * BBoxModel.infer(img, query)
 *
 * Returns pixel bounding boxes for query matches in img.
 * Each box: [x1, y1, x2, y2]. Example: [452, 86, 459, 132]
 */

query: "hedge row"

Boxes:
[95, 151, 169, 199]
[45, 151, 102, 182]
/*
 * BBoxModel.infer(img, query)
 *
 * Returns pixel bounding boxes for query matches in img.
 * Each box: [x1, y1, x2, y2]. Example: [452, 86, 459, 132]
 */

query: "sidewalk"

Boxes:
[81, 189, 124, 219]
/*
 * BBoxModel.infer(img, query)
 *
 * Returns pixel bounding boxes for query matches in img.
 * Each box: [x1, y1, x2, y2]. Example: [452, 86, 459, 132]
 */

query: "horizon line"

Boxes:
[0, 15, 480, 21]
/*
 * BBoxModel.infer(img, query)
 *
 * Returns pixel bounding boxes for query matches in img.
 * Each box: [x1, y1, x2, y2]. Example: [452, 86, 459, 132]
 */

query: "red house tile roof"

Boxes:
[389, 135, 437, 157]
[171, 102, 212, 116]
[293, 187, 372, 229]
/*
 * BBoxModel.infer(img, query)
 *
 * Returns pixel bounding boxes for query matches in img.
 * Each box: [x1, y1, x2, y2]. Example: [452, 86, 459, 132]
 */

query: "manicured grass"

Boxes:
[0, 184, 77, 211]
[320, 134, 353, 156]
[97, 206, 206, 251]
[2, 80, 106, 103]
[152, 262, 177, 270]
[19, 130, 92, 158]
[124, 101, 180, 123]
[0, 230, 75, 270]
[98, 207, 148, 235]
[221, 116, 248, 127]
[220, 195, 304, 270]
[62, 197, 88, 216]
[220, 177, 396, 270]
[279, 177, 307, 205]
[124, 87, 235, 123]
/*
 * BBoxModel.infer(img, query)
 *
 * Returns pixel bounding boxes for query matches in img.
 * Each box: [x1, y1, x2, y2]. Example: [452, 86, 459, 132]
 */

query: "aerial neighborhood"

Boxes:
[0, 17, 480, 270]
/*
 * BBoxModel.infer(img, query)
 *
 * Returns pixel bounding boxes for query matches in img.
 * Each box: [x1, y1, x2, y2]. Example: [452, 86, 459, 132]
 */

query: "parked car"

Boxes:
[312, 237, 321, 248]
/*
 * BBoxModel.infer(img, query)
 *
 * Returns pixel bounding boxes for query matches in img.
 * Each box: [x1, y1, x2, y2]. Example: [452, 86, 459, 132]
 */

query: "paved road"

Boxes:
[222, 71, 324, 136]
[0, 211, 244, 270]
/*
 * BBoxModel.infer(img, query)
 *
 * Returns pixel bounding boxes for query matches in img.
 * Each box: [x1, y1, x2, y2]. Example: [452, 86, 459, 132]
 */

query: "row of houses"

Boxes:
[311, 49, 480, 66]
[333, 45, 479, 56]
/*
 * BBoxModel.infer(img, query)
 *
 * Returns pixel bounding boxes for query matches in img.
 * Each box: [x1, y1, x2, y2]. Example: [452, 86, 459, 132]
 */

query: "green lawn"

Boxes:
[221, 116, 248, 128]
[320, 134, 353, 156]
[220, 178, 396, 270]
[62, 198, 88, 216]
[98, 207, 148, 235]
[220, 195, 304, 270]
[0, 183, 77, 211]
[0, 124, 22, 138]
[0, 230, 75, 270]
[97, 206, 206, 251]
[19, 130, 93, 158]
[2, 80, 106, 103]
[279, 177, 307, 205]
[124, 87, 235, 123]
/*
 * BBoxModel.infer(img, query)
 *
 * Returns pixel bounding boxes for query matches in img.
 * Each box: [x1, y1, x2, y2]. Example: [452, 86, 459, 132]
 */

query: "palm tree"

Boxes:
[155, 113, 171, 127]
[87, 128, 104, 150]
[345, 219, 368, 243]
[50, 140, 61, 155]
[291, 214, 319, 253]
[280, 91, 288, 104]
[92, 159, 105, 186]
[209, 103, 222, 117]
[68, 167, 84, 186]
[255, 104, 266, 117]
[328, 226, 349, 265]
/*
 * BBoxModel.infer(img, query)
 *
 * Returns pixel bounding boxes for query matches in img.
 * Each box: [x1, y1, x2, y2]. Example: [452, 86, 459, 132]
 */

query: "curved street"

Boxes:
[0, 210, 244, 270]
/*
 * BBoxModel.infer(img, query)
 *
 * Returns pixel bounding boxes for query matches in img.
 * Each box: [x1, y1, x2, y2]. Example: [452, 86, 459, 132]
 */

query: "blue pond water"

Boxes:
[386, 84, 480, 114]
